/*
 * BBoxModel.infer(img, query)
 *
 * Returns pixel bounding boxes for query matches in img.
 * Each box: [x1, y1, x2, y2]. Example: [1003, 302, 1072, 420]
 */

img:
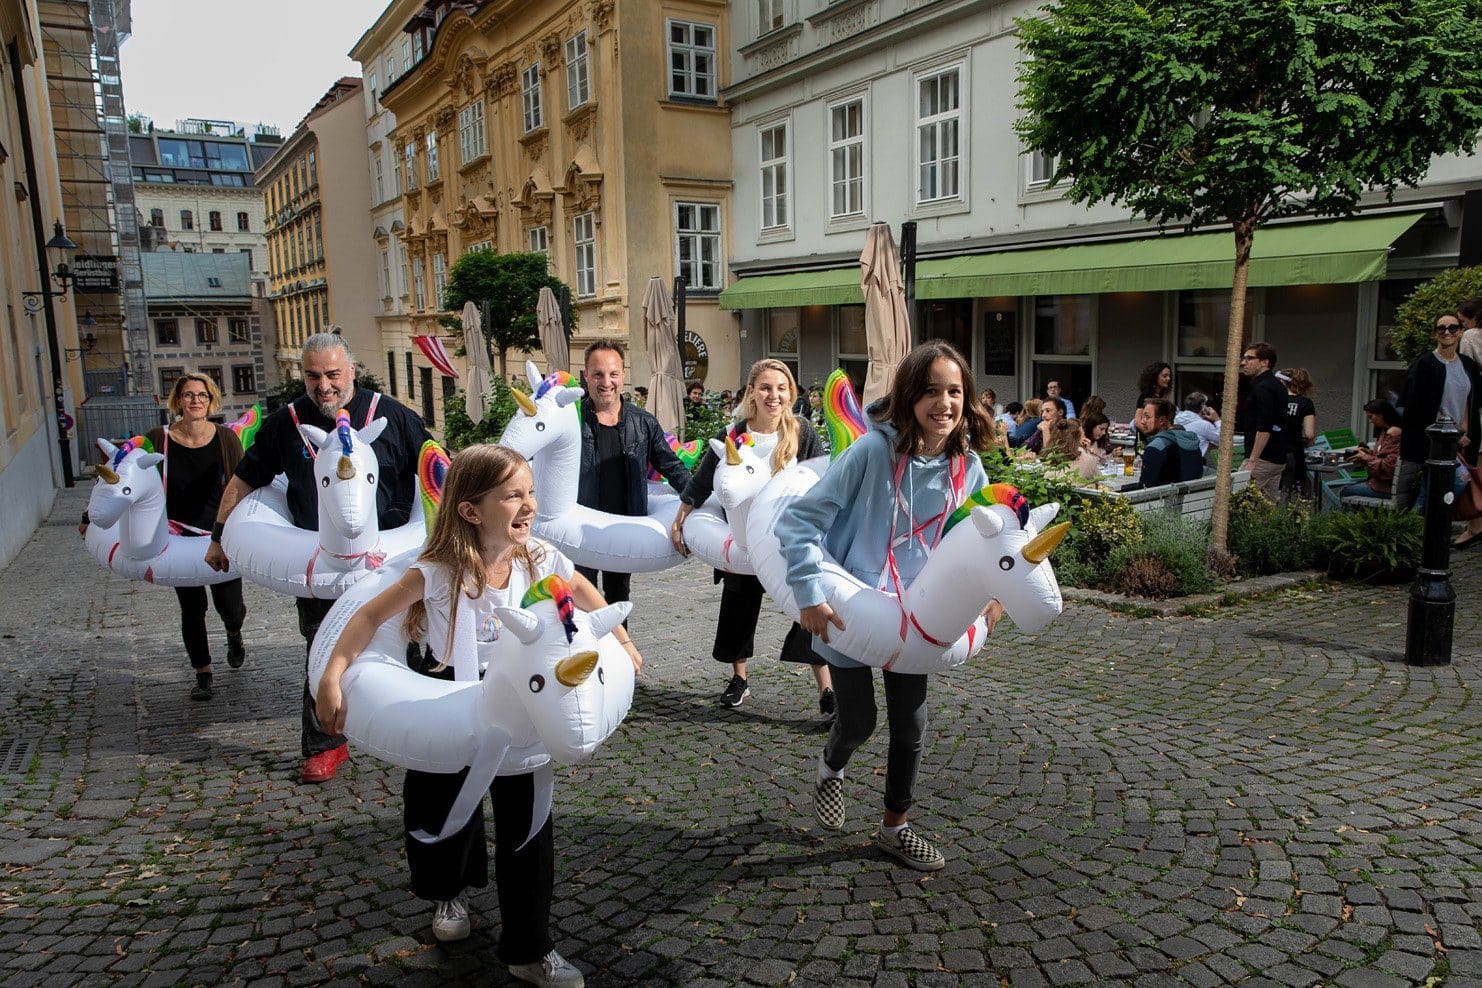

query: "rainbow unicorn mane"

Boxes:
[334, 410, 355, 456]
[648, 431, 705, 481]
[823, 369, 868, 459]
[417, 441, 450, 535]
[520, 574, 578, 643]
[944, 483, 1030, 534]
[534, 371, 580, 401]
[111, 435, 155, 468]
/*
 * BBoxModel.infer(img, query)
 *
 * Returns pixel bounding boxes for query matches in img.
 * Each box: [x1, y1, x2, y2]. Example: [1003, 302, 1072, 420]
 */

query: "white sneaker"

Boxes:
[431, 894, 470, 942]
[508, 949, 585, 987]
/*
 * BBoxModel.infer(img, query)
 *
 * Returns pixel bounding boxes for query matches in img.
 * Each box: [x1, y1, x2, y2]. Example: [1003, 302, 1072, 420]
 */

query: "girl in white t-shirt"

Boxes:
[316, 444, 641, 987]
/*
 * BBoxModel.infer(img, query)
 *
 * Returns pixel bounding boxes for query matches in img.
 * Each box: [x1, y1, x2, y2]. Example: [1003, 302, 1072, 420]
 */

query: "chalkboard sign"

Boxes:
[982, 311, 1016, 377]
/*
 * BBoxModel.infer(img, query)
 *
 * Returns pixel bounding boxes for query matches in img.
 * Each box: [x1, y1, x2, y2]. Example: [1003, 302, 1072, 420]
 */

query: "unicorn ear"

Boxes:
[970, 506, 1005, 539]
[1029, 503, 1060, 532]
[358, 417, 389, 446]
[493, 606, 542, 645]
[299, 424, 329, 450]
[97, 438, 119, 458]
[136, 453, 164, 470]
[709, 438, 727, 460]
[525, 360, 543, 390]
[554, 387, 582, 408]
[586, 602, 632, 640]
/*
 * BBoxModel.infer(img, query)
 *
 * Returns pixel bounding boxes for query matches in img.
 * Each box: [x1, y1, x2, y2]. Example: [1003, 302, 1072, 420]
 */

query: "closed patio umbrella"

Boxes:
[536, 285, 568, 375]
[461, 301, 493, 424]
[642, 276, 685, 436]
[861, 222, 911, 406]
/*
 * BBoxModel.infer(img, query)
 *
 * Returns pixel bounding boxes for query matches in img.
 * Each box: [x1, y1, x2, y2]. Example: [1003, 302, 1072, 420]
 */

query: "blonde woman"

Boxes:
[672, 359, 832, 713]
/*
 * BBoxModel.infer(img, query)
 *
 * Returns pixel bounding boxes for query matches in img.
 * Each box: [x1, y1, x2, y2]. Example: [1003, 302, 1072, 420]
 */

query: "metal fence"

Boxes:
[75, 396, 165, 472]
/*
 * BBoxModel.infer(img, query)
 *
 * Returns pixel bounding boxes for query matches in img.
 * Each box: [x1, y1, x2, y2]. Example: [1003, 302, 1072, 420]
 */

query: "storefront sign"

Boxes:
[73, 255, 119, 294]
[682, 330, 709, 383]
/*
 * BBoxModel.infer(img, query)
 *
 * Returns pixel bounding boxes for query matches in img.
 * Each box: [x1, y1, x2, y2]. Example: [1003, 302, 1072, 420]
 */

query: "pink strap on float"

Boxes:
[305, 542, 387, 585]
[882, 454, 967, 652]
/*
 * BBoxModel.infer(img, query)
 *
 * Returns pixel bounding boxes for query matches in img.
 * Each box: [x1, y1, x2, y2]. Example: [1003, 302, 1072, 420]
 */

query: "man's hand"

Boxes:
[206, 542, 229, 572]
[800, 603, 845, 643]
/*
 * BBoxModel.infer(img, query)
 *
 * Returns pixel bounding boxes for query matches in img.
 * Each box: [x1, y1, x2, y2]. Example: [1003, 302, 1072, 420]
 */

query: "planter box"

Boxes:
[1079, 470, 1250, 523]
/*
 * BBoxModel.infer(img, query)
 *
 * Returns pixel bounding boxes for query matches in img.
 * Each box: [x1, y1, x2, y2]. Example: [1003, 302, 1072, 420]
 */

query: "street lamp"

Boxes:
[21, 221, 79, 303]
[65, 312, 97, 362]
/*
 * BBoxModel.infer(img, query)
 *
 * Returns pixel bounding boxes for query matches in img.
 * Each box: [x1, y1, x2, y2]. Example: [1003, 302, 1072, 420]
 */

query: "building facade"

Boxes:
[372, 0, 739, 435]
[257, 77, 380, 384]
[720, 0, 1482, 431]
[141, 251, 265, 420]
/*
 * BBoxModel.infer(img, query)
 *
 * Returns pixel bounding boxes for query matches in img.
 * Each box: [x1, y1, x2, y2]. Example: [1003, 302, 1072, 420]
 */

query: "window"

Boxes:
[373, 148, 384, 201]
[307, 150, 317, 185]
[425, 130, 440, 182]
[459, 101, 486, 163]
[180, 209, 194, 230]
[406, 351, 415, 398]
[196, 318, 218, 345]
[368, 72, 379, 108]
[1028, 150, 1059, 189]
[916, 67, 962, 203]
[572, 211, 597, 298]
[231, 364, 257, 394]
[155, 318, 179, 345]
[387, 349, 398, 396]
[239, 248, 253, 269]
[237, 211, 250, 231]
[387, 52, 399, 82]
[764, 308, 800, 384]
[159, 366, 183, 396]
[228, 317, 250, 343]
[413, 258, 426, 310]
[380, 248, 392, 299]
[565, 31, 590, 111]
[404, 142, 418, 190]
[835, 305, 868, 396]
[209, 211, 222, 231]
[675, 202, 721, 291]
[828, 98, 866, 218]
[522, 63, 543, 132]
[527, 226, 548, 255]
[432, 252, 447, 308]
[420, 367, 435, 426]
[211, 248, 226, 255]
[1031, 295, 1095, 405]
[200, 366, 224, 392]
[759, 122, 789, 230]
[667, 20, 715, 100]
[402, 38, 412, 74]
[390, 141, 402, 195]
[757, 0, 784, 35]
[466, 239, 493, 254]
[149, 208, 163, 227]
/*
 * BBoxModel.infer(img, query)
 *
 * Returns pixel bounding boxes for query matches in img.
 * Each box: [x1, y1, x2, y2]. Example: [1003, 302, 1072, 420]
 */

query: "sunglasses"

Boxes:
[1435, 324, 1462, 335]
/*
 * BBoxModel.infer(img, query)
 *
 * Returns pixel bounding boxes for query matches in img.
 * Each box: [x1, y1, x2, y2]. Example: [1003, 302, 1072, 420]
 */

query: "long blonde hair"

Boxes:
[404, 444, 545, 651]
[738, 358, 800, 471]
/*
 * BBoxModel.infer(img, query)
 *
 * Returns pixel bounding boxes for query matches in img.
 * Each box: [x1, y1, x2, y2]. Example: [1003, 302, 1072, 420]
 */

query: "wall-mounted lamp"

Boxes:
[64, 311, 97, 362]
[21, 221, 79, 303]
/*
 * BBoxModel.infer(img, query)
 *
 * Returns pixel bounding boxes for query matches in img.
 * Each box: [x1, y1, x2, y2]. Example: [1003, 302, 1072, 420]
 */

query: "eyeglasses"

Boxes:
[1239, 355, 1258, 362]
[180, 392, 211, 402]
[1435, 324, 1462, 335]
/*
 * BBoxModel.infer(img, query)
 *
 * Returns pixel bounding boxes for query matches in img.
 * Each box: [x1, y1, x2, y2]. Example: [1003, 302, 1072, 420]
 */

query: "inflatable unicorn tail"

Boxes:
[823, 369, 868, 459]
[648, 431, 705, 481]
[227, 404, 264, 452]
[417, 440, 451, 536]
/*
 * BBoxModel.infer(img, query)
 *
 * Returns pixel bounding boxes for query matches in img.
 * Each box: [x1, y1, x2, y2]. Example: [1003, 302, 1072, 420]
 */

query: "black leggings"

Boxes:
[823, 663, 929, 815]
[172, 579, 245, 670]
[712, 572, 824, 666]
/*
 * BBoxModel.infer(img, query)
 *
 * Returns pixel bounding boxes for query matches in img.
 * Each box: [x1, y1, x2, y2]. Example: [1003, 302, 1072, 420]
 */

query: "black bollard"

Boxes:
[1405, 413, 1460, 666]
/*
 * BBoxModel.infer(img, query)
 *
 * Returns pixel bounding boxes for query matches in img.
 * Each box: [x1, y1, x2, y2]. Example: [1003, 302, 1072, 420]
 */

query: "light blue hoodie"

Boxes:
[776, 415, 988, 669]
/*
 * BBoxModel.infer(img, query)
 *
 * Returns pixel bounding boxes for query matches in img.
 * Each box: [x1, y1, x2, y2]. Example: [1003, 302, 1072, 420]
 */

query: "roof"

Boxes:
[141, 251, 252, 302]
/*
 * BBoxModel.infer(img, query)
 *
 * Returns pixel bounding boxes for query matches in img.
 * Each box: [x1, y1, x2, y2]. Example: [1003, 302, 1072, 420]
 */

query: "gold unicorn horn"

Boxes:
[97, 463, 120, 484]
[554, 651, 600, 687]
[1021, 521, 1070, 564]
[513, 389, 538, 416]
[337, 455, 356, 480]
[725, 436, 742, 466]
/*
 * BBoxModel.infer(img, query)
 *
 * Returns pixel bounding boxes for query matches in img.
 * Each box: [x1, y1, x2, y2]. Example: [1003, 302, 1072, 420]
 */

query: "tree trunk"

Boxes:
[497, 344, 508, 382]
[1210, 223, 1256, 551]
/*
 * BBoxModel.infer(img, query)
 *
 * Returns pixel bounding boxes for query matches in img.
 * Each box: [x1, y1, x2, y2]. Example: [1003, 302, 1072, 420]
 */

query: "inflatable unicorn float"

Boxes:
[83, 405, 262, 587]
[709, 371, 1070, 673]
[223, 410, 449, 598]
[309, 565, 634, 845]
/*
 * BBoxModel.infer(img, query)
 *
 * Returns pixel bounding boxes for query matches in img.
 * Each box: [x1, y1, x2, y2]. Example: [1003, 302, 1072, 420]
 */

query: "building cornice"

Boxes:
[349, 0, 426, 61]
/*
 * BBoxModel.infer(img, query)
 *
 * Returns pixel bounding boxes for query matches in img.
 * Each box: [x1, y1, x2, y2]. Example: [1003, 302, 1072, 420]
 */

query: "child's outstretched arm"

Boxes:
[570, 571, 643, 674]
[315, 568, 426, 735]
[777, 435, 874, 642]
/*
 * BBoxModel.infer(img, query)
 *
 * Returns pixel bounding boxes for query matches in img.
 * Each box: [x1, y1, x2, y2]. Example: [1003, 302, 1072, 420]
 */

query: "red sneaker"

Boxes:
[300, 744, 349, 784]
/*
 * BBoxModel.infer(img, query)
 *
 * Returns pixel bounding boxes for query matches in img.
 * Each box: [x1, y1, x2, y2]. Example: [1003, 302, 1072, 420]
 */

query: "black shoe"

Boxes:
[819, 687, 836, 717]
[191, 671, 213, 701]
[226, 634, 246, 669]
[719, 674, 750, 708]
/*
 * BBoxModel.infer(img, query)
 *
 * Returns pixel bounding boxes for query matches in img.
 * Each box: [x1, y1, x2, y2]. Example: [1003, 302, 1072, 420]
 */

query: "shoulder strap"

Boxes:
[286, 399, 317, 460]
[364, 392, 381, 428]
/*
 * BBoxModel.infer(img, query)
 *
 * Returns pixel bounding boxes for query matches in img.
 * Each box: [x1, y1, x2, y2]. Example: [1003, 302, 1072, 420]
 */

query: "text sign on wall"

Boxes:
[682, 329, 709, 383]
[73, 255, 119, 294]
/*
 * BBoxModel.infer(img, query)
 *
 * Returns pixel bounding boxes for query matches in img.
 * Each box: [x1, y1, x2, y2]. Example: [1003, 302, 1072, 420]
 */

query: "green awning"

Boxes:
[717, 266, 863, 310]
[915, 213, 1423, 299]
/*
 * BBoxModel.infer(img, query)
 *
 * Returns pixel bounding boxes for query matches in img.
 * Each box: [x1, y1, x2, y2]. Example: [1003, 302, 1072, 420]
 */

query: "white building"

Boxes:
[720, 0, 1482, 430]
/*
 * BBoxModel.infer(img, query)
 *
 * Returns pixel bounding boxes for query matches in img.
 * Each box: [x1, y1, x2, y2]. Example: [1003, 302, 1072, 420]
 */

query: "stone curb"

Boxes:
[1062, 569, 1328, 616]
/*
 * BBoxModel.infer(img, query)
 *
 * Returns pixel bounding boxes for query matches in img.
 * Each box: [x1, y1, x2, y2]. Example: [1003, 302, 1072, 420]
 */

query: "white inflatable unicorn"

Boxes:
[83, 437, 240, 587]
[308, 562, 634, 845]
[499, 362, 698, 573]
[223, 411, 447, 598]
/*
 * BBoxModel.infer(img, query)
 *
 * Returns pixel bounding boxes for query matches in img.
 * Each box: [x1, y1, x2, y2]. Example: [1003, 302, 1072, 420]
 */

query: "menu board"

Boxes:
[982, 310, 1016, 377]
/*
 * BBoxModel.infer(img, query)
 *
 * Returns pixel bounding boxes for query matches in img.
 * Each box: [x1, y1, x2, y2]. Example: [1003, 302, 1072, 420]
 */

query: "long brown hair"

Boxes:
[1280, 367, 1314, 396]
[871, 340, 993, 457]
[403, 444, 545, 652]
[1043, 418, 1084, 461]
[738, 358, 800, 471]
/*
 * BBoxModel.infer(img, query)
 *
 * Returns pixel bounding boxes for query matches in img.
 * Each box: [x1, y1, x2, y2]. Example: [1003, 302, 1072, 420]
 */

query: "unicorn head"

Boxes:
[89, 437, 166, 532]
[499, 361, 584, 515]
[488, 575, 634, 762]
[709, 434, 771, 515]
[298, 410, 388, 544]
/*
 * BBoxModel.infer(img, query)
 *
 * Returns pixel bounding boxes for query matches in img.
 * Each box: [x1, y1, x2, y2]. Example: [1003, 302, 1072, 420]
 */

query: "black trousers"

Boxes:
[575, 565, 630, 624]
[404, 767, 555, 965]
[296, 598, 346, 758]
[712, 572, 824, 666]
[824, 663, 929, 815]
[172, 578, 245, 670]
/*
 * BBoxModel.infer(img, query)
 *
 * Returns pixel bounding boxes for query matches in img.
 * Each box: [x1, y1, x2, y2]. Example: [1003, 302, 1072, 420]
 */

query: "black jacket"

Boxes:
[1399, 351, 1482, 464]
[577, 396, 692, 515]
[680, 414, 823, 508]
[1242, 370, 1289, 465]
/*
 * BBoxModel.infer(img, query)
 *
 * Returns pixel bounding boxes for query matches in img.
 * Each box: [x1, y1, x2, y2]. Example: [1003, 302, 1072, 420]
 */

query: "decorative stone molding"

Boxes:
[588, 0, 614, 30]
[565, 101, 597, 144]
[541, 31, 563, 64]
[485, 61, 518, 98]
[433, 107, 456, 129]
[519, 127, 549, 160]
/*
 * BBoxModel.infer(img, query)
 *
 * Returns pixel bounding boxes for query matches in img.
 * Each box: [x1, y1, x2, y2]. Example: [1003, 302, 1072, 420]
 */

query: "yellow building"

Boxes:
[376, 0, 739, 422]
[258, 78, 381, 384]
[0, 0, 88, 567]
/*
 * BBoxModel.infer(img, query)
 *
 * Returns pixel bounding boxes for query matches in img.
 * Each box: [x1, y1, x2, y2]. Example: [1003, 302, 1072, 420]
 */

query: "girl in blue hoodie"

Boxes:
[778, 341, 996, 870]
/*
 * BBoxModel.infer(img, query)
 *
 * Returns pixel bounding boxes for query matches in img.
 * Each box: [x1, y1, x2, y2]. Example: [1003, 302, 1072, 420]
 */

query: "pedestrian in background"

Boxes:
[1280, 368, 1318, 499]
[1459, 297, 1482, 365]
[1134, 362, 1172, 416]
[1239, 343, 1288, 500]
[1341, 399, 1402, 501]
[1044, 379, 1077, 419]
[1394, 314, 1481, 518]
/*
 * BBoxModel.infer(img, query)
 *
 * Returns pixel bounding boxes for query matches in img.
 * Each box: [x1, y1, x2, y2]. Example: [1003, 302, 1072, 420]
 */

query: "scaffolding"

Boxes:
[37, 0, 152, 399]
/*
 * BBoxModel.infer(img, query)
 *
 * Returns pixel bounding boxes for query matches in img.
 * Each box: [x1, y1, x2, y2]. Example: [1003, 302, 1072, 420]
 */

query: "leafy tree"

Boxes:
[1016, 0, 1482, 548]
[1391, 266, 1482, 363]
[440, 378, 524, 451]
[442, 251, 567, 378]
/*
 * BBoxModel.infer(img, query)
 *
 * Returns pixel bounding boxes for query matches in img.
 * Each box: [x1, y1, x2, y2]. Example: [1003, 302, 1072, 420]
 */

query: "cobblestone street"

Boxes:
[1, 486, 1479, 987]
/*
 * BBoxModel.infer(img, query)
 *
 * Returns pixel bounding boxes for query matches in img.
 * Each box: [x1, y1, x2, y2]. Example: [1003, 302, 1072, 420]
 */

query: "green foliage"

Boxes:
[1103, 512, 1219, 598]
[442, 252, 567, 377]
[440, 378, 526, 451]
[1068, 496, 1144, 564]
[1226, 484, 1335, 576]
[981, 454, 1084, 519]
[685, 397, 732, 445]
[264, 372, 385, 413]
[1318, 507, 1423, 582]
[1390, 266, 1482, 364]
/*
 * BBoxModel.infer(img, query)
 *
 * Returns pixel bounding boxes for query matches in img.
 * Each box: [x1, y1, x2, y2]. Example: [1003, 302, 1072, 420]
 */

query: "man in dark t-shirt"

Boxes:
[206, 332, 431, 784]
[1240, 342, 1288, 500]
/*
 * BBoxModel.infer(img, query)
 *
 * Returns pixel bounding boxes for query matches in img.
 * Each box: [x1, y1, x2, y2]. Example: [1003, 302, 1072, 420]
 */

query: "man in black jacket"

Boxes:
[577, 340, 693, 610]
[1395, 314, 1482, 513]
[1240, 342, 1289, 500]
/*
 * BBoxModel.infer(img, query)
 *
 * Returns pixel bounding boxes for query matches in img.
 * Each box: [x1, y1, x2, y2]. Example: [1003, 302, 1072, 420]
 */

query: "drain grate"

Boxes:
[0, 737, 39, 775]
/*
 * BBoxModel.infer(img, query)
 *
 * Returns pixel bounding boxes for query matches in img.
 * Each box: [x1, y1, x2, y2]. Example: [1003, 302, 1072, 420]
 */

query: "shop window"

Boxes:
[765, 307, 801, 385]
[1031, 295, 1094, 410]
[835, 304, 868, 397]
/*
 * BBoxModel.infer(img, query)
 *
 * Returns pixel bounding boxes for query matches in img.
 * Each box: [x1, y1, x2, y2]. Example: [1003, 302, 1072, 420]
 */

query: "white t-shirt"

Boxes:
[411, 537, 575, 680]
[1174, 409, 1222, 456]
[748, 428, 780, 471]
[1438, 351, 1472, 429]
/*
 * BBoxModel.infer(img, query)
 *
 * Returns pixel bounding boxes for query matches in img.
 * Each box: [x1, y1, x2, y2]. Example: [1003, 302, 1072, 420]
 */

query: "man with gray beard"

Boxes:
[207, 332, 431, 783]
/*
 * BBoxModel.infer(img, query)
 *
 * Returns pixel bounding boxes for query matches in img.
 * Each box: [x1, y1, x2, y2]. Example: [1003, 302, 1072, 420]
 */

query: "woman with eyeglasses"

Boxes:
[1394, 314, 1482, 529]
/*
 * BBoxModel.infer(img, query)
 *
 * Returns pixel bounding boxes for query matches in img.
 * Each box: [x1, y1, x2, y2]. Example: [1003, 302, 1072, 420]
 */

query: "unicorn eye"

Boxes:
[121, 486, 132, 496]
[745, 465, 755, 475]
[528, 675, 545, 693]
[321, 476, 330, 488]
[998, 556, 1015, 571]
[535, 421, 546, 432]
[366, 472, 375, 485]
[597, 666, 605, 684]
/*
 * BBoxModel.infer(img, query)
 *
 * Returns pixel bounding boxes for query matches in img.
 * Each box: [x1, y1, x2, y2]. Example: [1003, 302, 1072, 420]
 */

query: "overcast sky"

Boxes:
[119, 0, 386, 133]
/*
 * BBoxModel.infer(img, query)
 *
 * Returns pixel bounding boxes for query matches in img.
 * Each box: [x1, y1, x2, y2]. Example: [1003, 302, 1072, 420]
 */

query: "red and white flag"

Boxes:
[412, 335, 459, 379]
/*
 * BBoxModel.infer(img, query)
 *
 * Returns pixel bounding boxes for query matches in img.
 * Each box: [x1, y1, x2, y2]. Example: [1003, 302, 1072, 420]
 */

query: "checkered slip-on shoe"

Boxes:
[814, 776, 845, 831]
[874, 826, 946, 871]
